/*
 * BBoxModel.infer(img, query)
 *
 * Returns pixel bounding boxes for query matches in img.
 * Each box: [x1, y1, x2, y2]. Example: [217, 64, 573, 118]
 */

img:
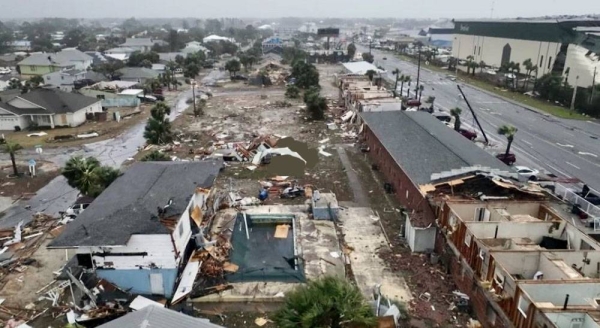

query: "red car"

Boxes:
[496, 153, 516, 165]
[459, 129, 477, 141]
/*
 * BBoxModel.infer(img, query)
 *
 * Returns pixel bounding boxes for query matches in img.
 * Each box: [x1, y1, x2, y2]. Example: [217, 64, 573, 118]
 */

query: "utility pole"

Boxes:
[590, 67, 597, 104]
[369, 38, 373, 54]
[458, 85, 489, 144]
[415, 45, 421, 99]
[571, 75, 579, 110]
[191, 80, 197, 116]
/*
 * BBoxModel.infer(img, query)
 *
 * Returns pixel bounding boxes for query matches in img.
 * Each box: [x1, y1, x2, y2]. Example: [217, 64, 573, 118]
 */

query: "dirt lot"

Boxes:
[0, 160, 60, 199]
[346, 148, 471, 327]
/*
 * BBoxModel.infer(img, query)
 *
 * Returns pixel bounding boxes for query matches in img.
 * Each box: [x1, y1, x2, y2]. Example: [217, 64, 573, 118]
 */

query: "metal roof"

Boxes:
[361, 111, 509, 185]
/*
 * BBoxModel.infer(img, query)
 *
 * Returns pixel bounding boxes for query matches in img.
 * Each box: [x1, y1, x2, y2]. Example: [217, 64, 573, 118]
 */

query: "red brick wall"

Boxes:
[362, 125, 436, 225]
[446, 241, 513, 328]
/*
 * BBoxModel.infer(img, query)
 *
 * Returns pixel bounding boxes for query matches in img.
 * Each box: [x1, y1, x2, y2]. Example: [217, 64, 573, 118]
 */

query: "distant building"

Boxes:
[262, 37, 283, 54]
[119, 38, 163, 53]
[203, 35, 236, 43]
[10, 40, 31, 52]
[452, 19, 600, 87]
[117, 67, 160, 84]
[43, 69, 87, 92]
[17, 49, 93, 79]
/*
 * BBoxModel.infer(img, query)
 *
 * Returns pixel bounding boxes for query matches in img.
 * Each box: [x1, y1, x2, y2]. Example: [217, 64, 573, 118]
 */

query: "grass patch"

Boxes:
[393, 54, 589, 120]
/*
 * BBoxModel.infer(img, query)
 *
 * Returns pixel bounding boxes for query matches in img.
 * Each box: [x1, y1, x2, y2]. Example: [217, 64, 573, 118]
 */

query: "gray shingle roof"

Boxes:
[361, 111, 508, 185]
[0, 101, 47, 115]
[121, 38, 155, 47]
[17, 49, 92, 67]
[97, 305, 224, 328]
[118, 67, 160, 80]
[49, 161, 222, 248]
[16, 89, 100, 114]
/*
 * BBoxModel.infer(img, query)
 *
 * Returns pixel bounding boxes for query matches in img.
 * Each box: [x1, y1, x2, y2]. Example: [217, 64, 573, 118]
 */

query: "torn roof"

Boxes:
[49, 161, 222, 248]
[361, 111, 510, 186]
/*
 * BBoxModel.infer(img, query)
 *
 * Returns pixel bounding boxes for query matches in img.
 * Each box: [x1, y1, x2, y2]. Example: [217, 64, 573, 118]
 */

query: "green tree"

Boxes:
[425, 96, 436, 110]
[64, 29, 85, 48]
[362, 52, 374, 63]
[479, 60, 486, 74]
[29, 75, 44, 88]
[535, 73, 563, 102]
[292, 61, 320, 89]
[0, 21, 14, 54]
[224, 59, 241, 78]
[365, 69, 376, 82]
[7, 79, 21, 90]
[139, 59, 153, 69]
[273, 276, 377, 328]
[498, 125, 518, 158]
[3, 142, 22, 177]
[62, 156, 120, 197]
[93, 61, 125, 80]
[144, 102, 173, 145]
[303, 87, 326, 120]
[450, 107, 462, 132]
[141, 150, 171, 162]
[285, 84, 300, 99]
[522, 59, 537, 91]
[347, 43, 356, 60]
[167, 29, 183, 51]
[183, 63, 200, 78]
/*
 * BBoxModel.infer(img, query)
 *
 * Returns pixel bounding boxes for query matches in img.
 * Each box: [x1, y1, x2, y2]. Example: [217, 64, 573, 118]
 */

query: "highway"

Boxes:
[358, 46, 600, 191]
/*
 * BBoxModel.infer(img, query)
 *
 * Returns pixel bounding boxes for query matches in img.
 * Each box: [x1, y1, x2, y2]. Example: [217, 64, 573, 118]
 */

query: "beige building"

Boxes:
[452, 19, 600, 87]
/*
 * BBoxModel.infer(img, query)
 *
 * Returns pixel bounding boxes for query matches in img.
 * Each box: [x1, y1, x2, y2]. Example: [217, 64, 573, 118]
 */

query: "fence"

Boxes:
[554, 183, 600, 230]
[101, 97, 140, 108]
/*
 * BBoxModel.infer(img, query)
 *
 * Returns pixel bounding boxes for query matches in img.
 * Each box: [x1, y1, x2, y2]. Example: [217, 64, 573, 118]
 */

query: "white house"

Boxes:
[48, 161, 223, 299]
[43, 69, 87, 92]
[0, 88, 102, 131]
[203, 35, 236, 43]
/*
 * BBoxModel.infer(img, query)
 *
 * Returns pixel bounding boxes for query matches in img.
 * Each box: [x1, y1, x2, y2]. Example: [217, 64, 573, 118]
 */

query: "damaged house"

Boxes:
[48, 161, 222, 298]
[359, 111, 511, 252]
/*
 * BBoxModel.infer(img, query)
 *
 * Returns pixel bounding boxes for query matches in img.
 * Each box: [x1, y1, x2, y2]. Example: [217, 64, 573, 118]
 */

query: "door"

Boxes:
[149, 273, 164, 295]
[501, 43, 512, 67]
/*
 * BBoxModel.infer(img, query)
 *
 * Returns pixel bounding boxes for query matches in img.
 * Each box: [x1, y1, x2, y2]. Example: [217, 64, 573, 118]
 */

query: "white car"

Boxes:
[515, 166, 539, 180]
[65, 203, 90, 216]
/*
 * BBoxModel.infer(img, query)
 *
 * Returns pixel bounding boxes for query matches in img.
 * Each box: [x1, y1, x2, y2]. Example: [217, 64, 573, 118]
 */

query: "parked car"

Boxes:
[65, 202, 91, 216]
[137, 95, 157, 103]
[458, 128, 477, 140]
[153, 94, 165, 101]
[515, 166, 539, 180]
[0, 67, 11, 75]
[496, 153, 516, 165]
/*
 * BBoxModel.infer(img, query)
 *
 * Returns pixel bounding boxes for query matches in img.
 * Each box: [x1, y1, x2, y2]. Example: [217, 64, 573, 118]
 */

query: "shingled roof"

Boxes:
[360, 111, 509, 185]
[49, 161, 222, 248]
[15, 88, 99, 114]
[97, 305, 224, 328]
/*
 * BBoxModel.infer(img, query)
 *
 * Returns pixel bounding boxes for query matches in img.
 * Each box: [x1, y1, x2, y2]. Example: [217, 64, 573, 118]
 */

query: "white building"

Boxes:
[48, 161, 222, 299]
[452, 19, 600, 87]
[0, 88, 101, 130]
[43, 69, 87, 92]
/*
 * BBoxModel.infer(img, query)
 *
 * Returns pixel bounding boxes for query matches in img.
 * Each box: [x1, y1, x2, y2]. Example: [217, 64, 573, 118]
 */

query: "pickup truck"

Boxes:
[496, 153, 516, 165]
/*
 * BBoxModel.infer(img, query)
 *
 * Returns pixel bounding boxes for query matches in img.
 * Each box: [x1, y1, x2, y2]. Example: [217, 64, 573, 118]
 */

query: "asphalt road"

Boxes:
[359, 46, 600, 192]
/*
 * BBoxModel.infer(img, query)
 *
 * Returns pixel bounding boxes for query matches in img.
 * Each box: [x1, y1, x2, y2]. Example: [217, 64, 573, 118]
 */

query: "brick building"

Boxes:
[359, 110, 509, 252]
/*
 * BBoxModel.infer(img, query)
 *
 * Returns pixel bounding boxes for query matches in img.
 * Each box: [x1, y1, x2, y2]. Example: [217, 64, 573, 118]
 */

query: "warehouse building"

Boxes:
[452, 19, 600, 87]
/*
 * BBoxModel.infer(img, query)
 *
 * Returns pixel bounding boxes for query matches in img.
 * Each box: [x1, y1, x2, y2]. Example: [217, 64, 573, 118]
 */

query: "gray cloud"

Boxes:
[0, 0, 598, 19]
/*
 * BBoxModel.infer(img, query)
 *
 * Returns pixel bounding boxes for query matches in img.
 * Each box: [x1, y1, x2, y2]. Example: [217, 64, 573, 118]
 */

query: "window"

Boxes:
[30, 66, 36, 71]
[61, 76, 64, 80]
[475, 208, 490, 222]
[464, 232, 472, 246]
[178, 222, 184, 236]
[518, 295, 531, 318]
[474, 45, 476, 55]
[539, 56, 544, 68]
[478, 46, 481, 55]
[548, 56, 552, 69]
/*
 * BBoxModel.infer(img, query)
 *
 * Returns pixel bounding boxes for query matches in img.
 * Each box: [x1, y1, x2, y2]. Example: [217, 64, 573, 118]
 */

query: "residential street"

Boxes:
[360, 46, 600, 191]
[0, 88, 194, 229]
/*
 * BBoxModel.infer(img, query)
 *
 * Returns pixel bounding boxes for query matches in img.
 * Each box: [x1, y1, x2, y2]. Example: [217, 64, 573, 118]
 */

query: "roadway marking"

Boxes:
[579, 152, 598, 158]
[566, 162, 581, 169]
[556, 143, 574, 148]
[488, 122, 498, 128]
[546, 164, 570, 177]
[565, 132, 575, 137]
[522, 140, 532, 146]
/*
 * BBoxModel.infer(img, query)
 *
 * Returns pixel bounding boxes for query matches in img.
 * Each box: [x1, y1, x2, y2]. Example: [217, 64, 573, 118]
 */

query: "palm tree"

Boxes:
[7, 79, 21, 90]
[63, 156, 120, 197]
[522, 59, 535, 90]
[479, 61, 486, 74]
[405, 76, 412, 97]
[509, 62, 521, 90]
[273, 276, 376, 328]
[3, 142, 23, 177]
[426, 96, 436, 110]
[365, 69, 376, 82]
[498, 125, 518, 158]
[450, 107, 462, 131]
[144, 102, 173, 145]
[418, 84, 425, 102]
[466, 55, 474, 74]
[392, 68, 400, 92]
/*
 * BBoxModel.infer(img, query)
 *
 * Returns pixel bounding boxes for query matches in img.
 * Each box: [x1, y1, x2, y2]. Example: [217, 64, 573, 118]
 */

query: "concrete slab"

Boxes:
[339, 207, 412, 303]
[197, 205, 344, 302]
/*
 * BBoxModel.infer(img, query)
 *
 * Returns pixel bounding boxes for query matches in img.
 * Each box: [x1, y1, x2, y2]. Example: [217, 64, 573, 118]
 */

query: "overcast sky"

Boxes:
[0, 0, 598, 19]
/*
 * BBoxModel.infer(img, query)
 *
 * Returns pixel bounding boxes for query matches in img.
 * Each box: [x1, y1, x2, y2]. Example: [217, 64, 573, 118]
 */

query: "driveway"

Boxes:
[0, 89, 194, 229]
